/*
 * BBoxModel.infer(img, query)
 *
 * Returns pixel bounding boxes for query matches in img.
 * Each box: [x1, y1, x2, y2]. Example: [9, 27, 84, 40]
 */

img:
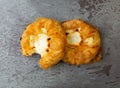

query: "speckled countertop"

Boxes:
[0, 0, 120, 88]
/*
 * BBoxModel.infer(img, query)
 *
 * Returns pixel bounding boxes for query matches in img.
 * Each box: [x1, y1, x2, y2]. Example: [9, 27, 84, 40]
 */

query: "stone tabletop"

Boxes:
[0, 0, 120, 88]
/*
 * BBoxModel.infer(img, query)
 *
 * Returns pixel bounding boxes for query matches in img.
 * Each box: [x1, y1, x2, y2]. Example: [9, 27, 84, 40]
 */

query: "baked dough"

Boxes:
[62, 19, 101, 65]
[20, 17, 66, 69]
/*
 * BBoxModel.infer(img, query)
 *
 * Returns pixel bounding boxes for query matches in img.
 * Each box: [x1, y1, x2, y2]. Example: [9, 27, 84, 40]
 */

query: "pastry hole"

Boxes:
[47, 38, 51, 41]
[75, 28, 81, 31]
[46, 49, 49, 52]
[65, 32, 69, 35]
[76, 29, 79, 31]
[20, 37, 22, 40]
[48, 43, 50, 47]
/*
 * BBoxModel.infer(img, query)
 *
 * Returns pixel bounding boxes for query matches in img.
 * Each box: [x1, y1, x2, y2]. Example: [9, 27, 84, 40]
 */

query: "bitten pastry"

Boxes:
[62, 19, 101, 65]
[20, 17, 66, 69]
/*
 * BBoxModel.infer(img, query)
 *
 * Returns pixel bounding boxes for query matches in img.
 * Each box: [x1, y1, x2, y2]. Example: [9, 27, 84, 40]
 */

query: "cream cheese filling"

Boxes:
[34, 34, 48, 57]
[30, 28, 49, 57]
[67, 32, 81, 45]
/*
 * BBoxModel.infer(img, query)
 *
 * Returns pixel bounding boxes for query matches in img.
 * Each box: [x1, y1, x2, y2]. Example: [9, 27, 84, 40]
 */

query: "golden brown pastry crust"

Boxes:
[21, 17, 66, 69]
[62, 19, 101, 65]
[90, 48, 102, 63]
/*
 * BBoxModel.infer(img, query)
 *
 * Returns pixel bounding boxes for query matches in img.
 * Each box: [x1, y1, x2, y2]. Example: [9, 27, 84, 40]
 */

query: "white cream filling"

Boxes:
[84, 37, 94, 46]
[34, 34, 48, 57]
[30, 33, 49, 57]
[67, 32, 81, 45]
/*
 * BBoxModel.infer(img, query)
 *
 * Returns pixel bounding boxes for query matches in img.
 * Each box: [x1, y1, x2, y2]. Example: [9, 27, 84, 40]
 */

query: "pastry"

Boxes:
[20, 17, 66, 69]
[62, 19, 101, 65]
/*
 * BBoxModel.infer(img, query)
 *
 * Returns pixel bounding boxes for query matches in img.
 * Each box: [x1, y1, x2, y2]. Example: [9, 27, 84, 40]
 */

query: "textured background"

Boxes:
[0, 0, 120, 88]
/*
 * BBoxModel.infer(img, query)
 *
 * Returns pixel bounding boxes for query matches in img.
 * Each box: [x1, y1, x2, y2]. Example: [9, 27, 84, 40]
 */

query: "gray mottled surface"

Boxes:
[0, 0, 120, 88]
